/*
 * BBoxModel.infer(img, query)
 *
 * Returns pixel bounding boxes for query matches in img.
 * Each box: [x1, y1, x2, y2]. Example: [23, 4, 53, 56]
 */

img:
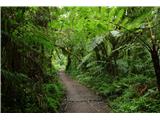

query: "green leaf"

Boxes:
[114, 9, 125, 25]
[77, 52, 93, 69]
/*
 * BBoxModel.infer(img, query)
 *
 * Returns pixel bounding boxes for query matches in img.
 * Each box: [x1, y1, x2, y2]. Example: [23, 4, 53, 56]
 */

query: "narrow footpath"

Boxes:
[59, 71, 111, 113]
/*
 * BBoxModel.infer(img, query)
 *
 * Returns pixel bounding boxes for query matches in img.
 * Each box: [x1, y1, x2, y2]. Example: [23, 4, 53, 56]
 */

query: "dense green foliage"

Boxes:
[70, 70, 160, 112]
[1, 7, 160, 112]
[1, 7, 64, 112]
[62, 7, 160, 112]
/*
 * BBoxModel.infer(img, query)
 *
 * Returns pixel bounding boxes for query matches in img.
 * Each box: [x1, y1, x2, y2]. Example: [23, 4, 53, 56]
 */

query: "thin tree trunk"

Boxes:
[66, 55, 71, 71]
[151, 44, 160, 91]
[94, 47, 101, 61]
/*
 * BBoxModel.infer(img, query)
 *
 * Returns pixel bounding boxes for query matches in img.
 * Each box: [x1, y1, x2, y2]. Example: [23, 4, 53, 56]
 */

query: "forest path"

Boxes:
[59, 71, 110, 113]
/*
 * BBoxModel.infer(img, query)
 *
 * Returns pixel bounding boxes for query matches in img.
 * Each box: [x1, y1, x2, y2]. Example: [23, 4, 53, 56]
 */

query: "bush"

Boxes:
[69, 68, 159, 112]
[111, 86, 160, 112]
[43, 82, 64, 112]
[1, 69, 64, 112]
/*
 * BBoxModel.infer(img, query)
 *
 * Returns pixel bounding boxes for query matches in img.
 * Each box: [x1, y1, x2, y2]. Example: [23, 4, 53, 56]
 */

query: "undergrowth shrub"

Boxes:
[1, 69, 36, 112]
[43, 82, 64, 112]
[1, 69, 64, 112]
[111, 89, 160, 112]
[68, 68, 159, 112]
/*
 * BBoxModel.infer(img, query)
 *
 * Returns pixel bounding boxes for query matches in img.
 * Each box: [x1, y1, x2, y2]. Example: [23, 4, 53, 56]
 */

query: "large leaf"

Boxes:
[114, 9, 125, 25]
[77, 52, 93, 69]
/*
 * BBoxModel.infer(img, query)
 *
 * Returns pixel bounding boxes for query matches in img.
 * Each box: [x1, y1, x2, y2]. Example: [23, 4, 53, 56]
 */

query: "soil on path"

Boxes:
[59, 71, 111, 113]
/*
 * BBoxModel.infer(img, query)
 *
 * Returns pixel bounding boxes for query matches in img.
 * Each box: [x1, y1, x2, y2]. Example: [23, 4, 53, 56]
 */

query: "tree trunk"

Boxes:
[66, 55, 71, 71]
[94, 46, 101, 61]
[151, 44, 160, 91]
[12, 42, 21, 72]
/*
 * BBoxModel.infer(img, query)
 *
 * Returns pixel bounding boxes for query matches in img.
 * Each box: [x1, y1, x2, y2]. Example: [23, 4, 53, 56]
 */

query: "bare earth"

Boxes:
[59, 71, 111, 113]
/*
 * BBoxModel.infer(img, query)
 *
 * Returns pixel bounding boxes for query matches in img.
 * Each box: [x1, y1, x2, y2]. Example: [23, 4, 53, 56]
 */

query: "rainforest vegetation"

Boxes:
[1, 7, 160, 112]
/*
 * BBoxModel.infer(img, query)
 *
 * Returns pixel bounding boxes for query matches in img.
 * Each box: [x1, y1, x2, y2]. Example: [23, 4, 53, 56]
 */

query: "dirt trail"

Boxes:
[59, 71, 110, 113]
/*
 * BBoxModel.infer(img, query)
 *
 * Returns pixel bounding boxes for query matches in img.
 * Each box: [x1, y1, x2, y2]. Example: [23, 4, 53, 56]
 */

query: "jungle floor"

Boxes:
[59, 71, 111, 113]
